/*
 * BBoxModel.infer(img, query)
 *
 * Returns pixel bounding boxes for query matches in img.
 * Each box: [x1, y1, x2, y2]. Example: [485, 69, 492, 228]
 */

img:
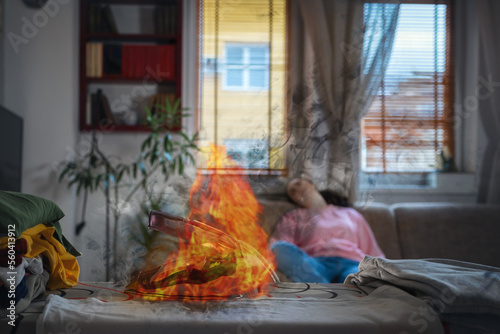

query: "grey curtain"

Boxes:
[287, 0, 399, 199]
[476, 0, 500, 204]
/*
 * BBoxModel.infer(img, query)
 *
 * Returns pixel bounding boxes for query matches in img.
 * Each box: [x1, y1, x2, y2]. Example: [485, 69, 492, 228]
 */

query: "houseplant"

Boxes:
[58, 97, 199, 280]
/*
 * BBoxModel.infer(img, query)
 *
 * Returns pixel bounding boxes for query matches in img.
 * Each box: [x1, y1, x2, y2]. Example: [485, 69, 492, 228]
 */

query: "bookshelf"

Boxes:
[79, 0, 182, 132]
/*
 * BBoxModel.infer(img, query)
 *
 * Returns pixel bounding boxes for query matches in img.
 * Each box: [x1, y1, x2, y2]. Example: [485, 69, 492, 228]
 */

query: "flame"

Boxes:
[132, 144, 276, 300]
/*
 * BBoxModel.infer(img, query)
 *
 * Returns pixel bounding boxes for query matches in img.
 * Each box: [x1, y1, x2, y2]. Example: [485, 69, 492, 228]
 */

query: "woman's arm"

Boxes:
[269, 209, 308, 246]
[350, 209, 385, 258]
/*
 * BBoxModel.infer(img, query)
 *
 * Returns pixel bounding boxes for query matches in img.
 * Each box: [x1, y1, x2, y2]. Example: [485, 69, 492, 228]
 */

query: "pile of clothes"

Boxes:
[0, 191, 80, 317]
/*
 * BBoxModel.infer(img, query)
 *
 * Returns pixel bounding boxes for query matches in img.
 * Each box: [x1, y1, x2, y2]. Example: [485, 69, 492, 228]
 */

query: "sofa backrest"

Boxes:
[392, 203, 500, 268]
[355, 203, 402, 259]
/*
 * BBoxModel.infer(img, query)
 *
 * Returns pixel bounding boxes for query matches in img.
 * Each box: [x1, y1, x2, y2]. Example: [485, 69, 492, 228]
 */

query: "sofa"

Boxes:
[257, 199, 500, 268]
[4, 196, 499, 333]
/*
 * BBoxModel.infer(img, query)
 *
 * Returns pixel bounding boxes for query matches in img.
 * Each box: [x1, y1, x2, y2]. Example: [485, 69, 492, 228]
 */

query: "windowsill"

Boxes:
[359, 172, 476, 195]
[199, 168, 287, 176]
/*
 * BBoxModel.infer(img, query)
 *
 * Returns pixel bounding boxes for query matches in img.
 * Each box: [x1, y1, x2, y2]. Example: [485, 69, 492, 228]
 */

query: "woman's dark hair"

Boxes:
[319, 189, 351, 207]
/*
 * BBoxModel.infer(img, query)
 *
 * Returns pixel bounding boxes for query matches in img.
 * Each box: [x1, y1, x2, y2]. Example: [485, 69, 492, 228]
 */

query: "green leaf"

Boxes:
[163, 134, 170, 152]
[141, 135, 153, 151]
[179, 132, 190, 142]
[117, 169, 125, 183]
[90, 154, 98, 168]
[164, 134, 173, 152]
[149, 142, 159, 165]
[150, 152, 156, 165]
[145, 107, 152, 122]
[58, 166, 71, 182]
[178, 157, 184, 174]
[173, 98, 181, 113]
[187, 152, 196, 165]
[132, 163, 138, 178]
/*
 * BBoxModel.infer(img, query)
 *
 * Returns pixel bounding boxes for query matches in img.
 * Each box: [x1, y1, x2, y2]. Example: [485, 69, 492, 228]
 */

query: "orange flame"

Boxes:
[133, 144, 276, 300]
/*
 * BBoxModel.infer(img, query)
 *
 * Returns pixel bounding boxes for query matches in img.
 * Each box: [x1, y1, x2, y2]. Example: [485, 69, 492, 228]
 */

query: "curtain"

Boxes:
[288, 0, 399, 198]
[454, 0, 479, 174]
[476, 0, 500, 204]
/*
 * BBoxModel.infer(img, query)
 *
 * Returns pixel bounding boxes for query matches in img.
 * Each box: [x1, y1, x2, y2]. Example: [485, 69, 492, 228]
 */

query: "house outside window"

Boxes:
[360, 1, 453, 187]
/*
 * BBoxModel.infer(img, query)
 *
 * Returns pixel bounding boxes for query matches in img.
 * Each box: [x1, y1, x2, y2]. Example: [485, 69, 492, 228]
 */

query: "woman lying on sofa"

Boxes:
[270, 177, 385, 283]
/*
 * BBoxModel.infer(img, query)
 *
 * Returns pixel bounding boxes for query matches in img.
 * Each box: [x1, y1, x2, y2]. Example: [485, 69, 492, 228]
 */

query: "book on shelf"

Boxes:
[86, 44, 92, 77]
[87, 3, 118, 34]
[101, 5, 118, 34]
[101, 95, 115, 124]
[103, 44, 122, 75]
[86, 43, 103, 77]
[154, 4, 177, 35]
[121, 44, 175, 80]
[86, 42, 175, 80]
[89, 89, 115, 127]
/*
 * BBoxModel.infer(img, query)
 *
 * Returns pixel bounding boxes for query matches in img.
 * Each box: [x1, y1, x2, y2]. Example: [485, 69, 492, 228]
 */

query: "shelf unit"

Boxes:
[79, 0, 182, 132]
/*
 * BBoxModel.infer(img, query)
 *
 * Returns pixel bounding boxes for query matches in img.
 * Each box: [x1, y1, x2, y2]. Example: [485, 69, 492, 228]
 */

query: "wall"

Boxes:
[3, 0, 79, 241]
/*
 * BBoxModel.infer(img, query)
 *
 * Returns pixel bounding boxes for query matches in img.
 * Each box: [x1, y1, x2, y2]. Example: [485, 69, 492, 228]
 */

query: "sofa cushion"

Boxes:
[355, 202, 401, 259]
[392, 203, 500, 267]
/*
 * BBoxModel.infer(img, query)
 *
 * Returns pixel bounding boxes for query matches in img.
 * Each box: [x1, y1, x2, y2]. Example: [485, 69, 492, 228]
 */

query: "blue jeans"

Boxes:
[271, 241, 360, 283]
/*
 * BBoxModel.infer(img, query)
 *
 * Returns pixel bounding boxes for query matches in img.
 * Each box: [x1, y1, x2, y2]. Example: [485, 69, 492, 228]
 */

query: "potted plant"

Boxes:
[57, 97, 199, 281]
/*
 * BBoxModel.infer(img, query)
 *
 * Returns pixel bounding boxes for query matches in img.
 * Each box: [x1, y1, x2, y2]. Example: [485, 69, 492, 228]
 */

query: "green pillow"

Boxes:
[0, 191, 81, 257]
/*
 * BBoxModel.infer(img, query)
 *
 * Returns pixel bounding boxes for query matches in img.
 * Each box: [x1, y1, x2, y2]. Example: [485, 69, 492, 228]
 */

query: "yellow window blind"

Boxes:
[199, 0, 288, 171]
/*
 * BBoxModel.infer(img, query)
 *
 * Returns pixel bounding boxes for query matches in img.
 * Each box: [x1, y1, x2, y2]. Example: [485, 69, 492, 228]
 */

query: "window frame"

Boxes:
[360, 0, 455, 181]
[223, 43, 270, 91]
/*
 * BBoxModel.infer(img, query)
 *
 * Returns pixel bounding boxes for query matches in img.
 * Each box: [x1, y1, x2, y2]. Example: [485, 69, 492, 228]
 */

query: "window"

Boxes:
[199, 0, 287, 172]
[224, 44, 269, 90]
[361, 1, 453, 174]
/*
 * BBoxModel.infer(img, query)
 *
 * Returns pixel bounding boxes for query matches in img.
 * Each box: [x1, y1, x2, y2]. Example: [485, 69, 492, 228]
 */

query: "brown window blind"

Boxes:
[199, 0, 288, 171]
[361, 0, 454, 173]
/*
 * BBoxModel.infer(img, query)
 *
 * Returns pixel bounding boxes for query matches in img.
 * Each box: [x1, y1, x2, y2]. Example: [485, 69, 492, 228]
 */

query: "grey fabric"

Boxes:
[37, 283, 444, 334]
[0, 269, 49, 319]
[346, 256, 500, 333]
[392, 203, 500, 267]
[354, 202, 401, 259]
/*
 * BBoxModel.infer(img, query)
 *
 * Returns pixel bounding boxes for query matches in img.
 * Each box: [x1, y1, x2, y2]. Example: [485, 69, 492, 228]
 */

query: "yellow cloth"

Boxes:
[0, 224, 79, 290]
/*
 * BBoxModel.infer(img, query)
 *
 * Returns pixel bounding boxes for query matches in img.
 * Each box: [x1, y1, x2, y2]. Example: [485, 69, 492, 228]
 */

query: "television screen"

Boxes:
[0, 106, 23, 192]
